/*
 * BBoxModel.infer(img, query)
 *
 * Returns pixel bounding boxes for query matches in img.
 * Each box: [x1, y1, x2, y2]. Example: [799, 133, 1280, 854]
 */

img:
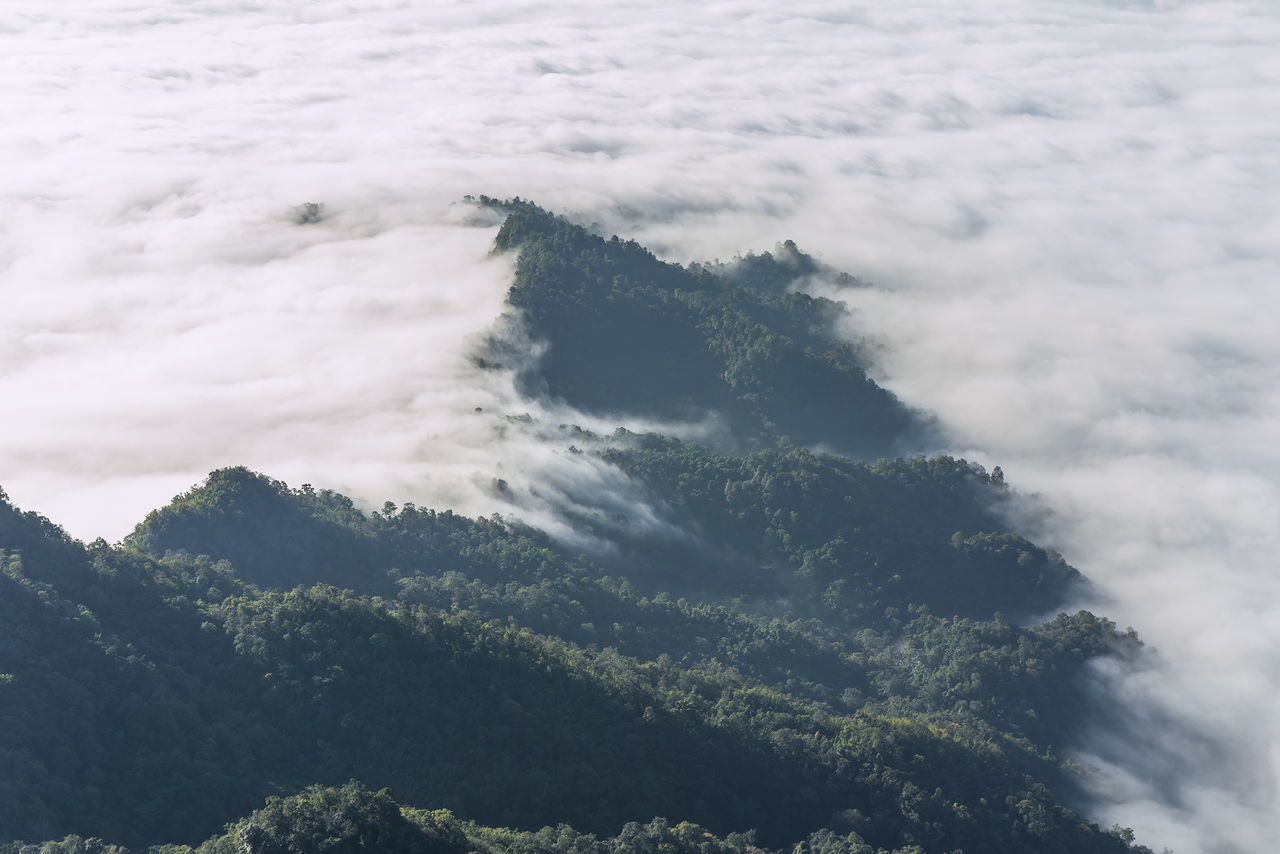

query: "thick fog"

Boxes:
[3, 2, 1278, 850]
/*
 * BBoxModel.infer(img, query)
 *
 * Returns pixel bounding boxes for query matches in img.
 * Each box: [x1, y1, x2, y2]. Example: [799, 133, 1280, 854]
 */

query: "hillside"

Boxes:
[0, 203, 1153, 854]
[480, 197, 930, 459]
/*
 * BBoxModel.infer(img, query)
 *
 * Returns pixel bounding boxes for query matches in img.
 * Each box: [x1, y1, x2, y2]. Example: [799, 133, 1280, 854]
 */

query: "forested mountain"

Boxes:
[479, 197, 930, 459]
[0, 202, 1154, 854]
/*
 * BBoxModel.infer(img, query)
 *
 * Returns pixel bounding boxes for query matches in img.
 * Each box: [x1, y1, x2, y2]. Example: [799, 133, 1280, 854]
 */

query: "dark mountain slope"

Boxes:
[482, 198, 925, 458]
[594, 439, 1078, 620]
[126, 467, 386, 594]
[2, 509, 833, 846]
[0, 203, 1153, 854]
[2, 479, 1145, 853]
[0, 501, 261, 844]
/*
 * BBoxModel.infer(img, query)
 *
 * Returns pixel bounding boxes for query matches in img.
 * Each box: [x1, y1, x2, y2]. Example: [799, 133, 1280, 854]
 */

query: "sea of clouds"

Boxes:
[3, 1, 1279, 850]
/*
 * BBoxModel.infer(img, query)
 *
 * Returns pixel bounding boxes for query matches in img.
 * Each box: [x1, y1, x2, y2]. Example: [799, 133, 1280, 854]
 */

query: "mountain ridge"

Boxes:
[0, 202, 1153, 853]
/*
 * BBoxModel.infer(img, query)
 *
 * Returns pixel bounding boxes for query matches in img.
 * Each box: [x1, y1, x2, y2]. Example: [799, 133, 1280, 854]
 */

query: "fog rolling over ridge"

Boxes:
[3, 1, 1279, 851]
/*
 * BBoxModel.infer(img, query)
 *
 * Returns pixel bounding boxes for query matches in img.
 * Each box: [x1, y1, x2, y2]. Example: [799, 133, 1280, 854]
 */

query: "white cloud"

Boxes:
[2, 0, 1279, 849]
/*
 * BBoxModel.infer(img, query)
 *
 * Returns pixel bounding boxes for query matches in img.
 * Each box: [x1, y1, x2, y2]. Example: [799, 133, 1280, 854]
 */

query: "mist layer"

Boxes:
[3, 2, 1279, 850]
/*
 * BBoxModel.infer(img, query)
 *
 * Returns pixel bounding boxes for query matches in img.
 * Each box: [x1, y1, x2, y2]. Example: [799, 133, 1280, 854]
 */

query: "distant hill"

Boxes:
[480, 197, 929, 459]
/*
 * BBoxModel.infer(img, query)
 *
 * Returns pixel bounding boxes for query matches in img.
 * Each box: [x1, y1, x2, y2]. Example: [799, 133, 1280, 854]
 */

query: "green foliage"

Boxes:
[198, 783, 463, 854]
[480, 198, 922, 459]
[125, 468, 385, 593]
[0, 835, 131, 854]
[597, 441, 1078, 621]
[0, 482, 1143, 852]
[697, 240, 832, 295]
[0, 203, 1154, 854]
[0, 537, 267, 845]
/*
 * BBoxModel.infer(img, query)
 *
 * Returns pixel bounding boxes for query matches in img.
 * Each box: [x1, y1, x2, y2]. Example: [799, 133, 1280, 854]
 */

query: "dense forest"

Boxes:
[1, 200, 1155, 853]
[480, 197, 931, 459]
